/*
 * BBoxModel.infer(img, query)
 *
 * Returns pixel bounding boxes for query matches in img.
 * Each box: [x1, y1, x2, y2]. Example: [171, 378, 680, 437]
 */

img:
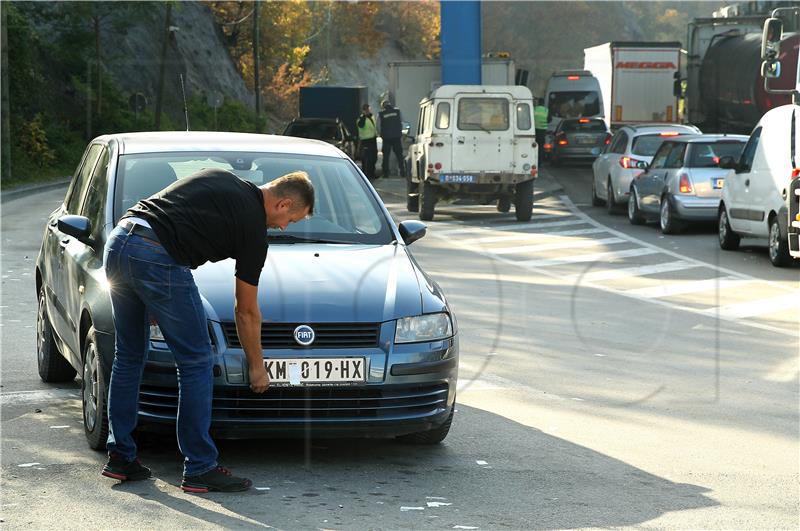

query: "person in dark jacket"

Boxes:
[379, 100, 407, 177]
[357, 104, 378, 180]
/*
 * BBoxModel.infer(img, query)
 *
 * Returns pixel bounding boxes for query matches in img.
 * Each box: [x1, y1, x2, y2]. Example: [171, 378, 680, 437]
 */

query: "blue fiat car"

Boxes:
[35, 132, 458, 449]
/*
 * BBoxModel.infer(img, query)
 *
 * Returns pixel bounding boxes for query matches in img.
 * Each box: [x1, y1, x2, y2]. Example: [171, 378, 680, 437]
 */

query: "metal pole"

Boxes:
[254, 1, 261, 132]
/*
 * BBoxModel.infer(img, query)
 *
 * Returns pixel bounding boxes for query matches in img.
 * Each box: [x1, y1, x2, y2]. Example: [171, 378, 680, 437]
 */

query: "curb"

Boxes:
[1, 179, 70, 204]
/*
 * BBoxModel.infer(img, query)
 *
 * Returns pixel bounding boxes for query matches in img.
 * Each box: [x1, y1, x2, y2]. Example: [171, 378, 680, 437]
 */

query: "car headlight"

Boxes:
[395, 313, 453, 344]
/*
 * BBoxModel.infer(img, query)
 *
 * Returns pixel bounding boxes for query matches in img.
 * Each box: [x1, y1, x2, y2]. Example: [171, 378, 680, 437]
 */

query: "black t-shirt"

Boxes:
[125, 168, 268, 286]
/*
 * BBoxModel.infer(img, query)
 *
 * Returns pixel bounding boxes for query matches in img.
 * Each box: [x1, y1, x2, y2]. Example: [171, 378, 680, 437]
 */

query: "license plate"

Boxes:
[576, 136, 595, 145]
[264, 358, 366, 385]
[714, 178, 725, 189]
[440, 174, 475, 183]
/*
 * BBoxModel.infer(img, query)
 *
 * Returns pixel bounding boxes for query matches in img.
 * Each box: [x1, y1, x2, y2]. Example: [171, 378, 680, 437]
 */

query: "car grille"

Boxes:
[138, 383, 449, 421]
[221, 322, 380, 349]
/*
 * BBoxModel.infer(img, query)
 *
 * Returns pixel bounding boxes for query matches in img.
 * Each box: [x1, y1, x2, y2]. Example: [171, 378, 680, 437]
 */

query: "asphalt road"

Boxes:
[1, 170, 798, 529]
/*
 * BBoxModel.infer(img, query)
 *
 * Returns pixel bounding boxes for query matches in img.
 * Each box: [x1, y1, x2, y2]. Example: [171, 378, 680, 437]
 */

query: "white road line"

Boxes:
[625, 276, 749, 299]
[461, 227, 607, 245]
[572, 260, 700, 283]
[702, 294, 800, 319]
[1, 389, 80, 405]
[435, 218, 587, 236]
[518, 247, 659, 268]
[490, 237, 626, 256]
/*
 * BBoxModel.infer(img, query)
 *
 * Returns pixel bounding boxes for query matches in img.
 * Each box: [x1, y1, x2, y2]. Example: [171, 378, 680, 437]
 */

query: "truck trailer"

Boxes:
[583, 42, 681, 129]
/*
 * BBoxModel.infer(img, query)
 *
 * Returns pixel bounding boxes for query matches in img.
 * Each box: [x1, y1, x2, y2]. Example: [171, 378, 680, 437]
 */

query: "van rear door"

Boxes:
[453, 94, 514, 174]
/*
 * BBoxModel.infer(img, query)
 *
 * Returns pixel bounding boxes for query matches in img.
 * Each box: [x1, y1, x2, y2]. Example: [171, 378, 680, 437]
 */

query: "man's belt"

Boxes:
[120, 220, 160, 244]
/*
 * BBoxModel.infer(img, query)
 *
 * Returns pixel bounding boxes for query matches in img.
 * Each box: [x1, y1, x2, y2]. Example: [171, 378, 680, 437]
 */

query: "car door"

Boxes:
[662, 142, 687, 198]
[637, 142, 672, 212]
[603, 130, 629, 199]
[48, 144, 103, 344]
[409, 103, 430, 181]
[726, 127, 762, 234]
[453, 94, 513, 173]
[60, 146, 110, 356]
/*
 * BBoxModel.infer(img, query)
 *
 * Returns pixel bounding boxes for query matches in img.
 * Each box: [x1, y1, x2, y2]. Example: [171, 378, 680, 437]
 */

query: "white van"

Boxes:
[544, 70, 603, 132]
[407, 85, 538, 222]
[718, 103, 800, 267]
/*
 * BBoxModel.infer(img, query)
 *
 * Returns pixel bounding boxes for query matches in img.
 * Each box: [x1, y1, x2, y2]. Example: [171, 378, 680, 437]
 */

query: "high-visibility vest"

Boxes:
[357, 114, 377, 140]
[534, 105, 548, 130]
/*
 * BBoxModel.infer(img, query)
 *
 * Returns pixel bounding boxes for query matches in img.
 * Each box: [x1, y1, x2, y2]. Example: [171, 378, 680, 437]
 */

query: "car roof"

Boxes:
[96, 131, 346, 157]
[624, 123, 701, 135]
[663, 134, 749, 144]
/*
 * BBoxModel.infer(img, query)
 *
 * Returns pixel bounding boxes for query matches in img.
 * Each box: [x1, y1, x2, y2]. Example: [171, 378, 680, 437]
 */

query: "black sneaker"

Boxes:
[101, 453, 152, 481]
[181, 466, 252, 493]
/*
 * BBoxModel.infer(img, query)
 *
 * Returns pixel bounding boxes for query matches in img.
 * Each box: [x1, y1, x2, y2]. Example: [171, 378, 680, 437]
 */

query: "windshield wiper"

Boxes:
[266, 234, 356, 244]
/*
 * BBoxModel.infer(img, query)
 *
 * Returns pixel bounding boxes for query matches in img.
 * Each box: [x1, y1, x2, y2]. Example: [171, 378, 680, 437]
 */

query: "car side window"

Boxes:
[650, 143, 672, 169]
[80, 148, 110, 236]
[611, 132, 628, 154]
[738, 126, 762, 172]
[664, 143, 686, 168]
[435, 102, 451, 129]
[65, 144, 103, 214]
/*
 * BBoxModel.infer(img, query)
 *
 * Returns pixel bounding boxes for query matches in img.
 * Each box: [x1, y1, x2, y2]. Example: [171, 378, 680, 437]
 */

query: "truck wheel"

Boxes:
[514, 179, 534, 222]
[659, 197, 682, 234]
[406, 176, 419, 213]
[497, 197, 511, 213]
[718, 207, 740, 251]
[37, 286, 77, 383]
[768, 216, 792, 267]
[419, 181, 436, 221]
[627, 189, 645, 225]
[82, 326, 109, 450]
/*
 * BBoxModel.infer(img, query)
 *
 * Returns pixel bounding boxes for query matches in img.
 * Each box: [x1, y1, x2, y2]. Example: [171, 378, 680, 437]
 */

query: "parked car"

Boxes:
[718, 103, 800, 267]
[282, 117, 357, 160]
[592, 123, 702, 214]
[627, 134, 747, 233]
[35, 131, 459, 449]
[549, 117, 610, 167]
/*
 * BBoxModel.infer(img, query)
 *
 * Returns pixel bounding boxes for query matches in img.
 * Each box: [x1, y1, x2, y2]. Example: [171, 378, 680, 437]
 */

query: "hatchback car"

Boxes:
[548, 117, 610, 166]
[592, 123, 702, 214]
[627, 134, 747, 233]
[35, 131, 458, 450]
[282, 117, 357, 160]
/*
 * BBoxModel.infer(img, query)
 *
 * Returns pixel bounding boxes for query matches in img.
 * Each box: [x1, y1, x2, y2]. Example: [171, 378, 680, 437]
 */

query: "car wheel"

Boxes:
[606, 180, 618, 214]
[768, 216, 792, 267]
[406, 176, 419, 213]
[497, 196, 511, 213]
[718, 207, 740, 251]
[591, 179, 604, 206]
[514, 179, 534, 222]
[627, 189, 645, 225]
[397, 405, 454, 445]
[37, 286, 77, 382]
[419, 180, 436, 222]
[659, 197, 682, 234]
[82, 326, 109, 450]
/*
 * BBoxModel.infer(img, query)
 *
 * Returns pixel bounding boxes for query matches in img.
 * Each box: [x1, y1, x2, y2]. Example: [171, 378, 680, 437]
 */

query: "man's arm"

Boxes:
[234, 277, 269, 393]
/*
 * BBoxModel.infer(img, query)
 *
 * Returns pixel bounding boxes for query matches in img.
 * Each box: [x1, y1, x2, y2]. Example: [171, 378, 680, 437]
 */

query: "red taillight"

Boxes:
[604, 134, 612, 145]
[557, 139, 568, 146]
[619, 156, 641, 169]
[678, 173, 693, 194]
[434, 162, 442, 170]
[567, 75, 580, 80]
[543, 143, 553, 151]
[660, 132, 680, 137]
[791, 168, 800, 179]
[579, 118, 590, 123]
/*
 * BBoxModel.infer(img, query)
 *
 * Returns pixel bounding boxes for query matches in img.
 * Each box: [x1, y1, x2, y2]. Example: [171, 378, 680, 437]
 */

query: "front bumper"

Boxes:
[671, 195, 720, 221]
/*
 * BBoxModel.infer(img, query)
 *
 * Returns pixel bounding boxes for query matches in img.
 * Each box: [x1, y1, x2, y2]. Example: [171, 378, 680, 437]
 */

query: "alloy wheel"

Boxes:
[769, 220, 780, 262]
[83, 341, 99, 432]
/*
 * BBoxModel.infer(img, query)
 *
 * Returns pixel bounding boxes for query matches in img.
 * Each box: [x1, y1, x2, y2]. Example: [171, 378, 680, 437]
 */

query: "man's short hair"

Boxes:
[362, 103, 370, 111]
[271, 171, 315, 215]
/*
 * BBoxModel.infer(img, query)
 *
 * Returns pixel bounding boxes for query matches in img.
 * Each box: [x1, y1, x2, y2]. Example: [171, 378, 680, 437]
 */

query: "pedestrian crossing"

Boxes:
[383, 195, 800, 337]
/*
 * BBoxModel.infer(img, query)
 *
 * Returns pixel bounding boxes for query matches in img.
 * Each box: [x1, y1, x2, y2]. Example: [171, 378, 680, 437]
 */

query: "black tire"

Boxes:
[627, 189, 645, 225]
[659, 197, 682, 234]
[718, 206, 740, 251]
[82, 326, 109, 450]
[606, 180, 618, 214]
[37, 287, 77, 382]
[419, 180, 436, 221]
[406, 176, 419, 213]
[397, 405, 454, 445]
[768, 216, 792, 267]
[591, 179, 604, 206]
[497, 196, 511, 213]
[514, 179, 534, 222]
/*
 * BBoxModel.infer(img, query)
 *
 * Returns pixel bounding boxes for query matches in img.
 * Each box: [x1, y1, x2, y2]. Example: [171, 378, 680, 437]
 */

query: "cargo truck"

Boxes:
[583, 42, 681, 129]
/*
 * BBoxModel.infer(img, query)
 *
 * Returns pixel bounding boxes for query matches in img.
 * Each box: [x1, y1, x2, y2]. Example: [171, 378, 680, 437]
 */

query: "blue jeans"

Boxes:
[103, 224, 218, 476]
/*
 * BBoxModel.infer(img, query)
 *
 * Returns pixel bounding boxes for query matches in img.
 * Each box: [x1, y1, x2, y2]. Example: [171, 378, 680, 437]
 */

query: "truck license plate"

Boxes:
[440, 174, 476, 183]
[264, 358, 366, 385]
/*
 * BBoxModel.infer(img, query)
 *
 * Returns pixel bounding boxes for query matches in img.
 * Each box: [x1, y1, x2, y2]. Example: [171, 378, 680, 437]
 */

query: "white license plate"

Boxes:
[264, 358, 366, 385]
[714, 178, 724, 189]
[576, 137, 595, 145]
[440, 174, 476, 183]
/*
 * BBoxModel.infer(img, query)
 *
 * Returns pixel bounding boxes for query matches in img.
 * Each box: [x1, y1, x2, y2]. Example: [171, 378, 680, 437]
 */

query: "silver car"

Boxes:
[592, 123, 702, 214]
[627, 134, 748, 233]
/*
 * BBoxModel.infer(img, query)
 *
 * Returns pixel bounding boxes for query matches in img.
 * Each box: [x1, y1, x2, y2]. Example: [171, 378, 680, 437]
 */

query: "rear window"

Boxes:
[687, 141, 746, 168]
[632, 134, 679, 156]
[548, 91, 600, 118]
[561, 120, 607, 133]
[457, 98, 509, 131]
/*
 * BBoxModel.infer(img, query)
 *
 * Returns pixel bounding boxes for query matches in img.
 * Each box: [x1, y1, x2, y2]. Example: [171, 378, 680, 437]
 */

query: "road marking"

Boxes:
[702, 293, 800, 319]
[571, 260, 700, 283]
[490, 237, 625, 255]
[518, 247, 659, 268]
[625, 276, 749, 299]
[1, 389, 79, 405]
[435, 218, 587, 236]
[460, 227, 607, 245]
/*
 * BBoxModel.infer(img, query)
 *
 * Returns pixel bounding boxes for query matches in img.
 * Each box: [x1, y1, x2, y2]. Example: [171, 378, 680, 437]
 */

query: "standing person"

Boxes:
[101, 169, 314, 493]
[534, 97, 549, 161]
[357, 103, 378, 180]
[378, 100, 406, 178]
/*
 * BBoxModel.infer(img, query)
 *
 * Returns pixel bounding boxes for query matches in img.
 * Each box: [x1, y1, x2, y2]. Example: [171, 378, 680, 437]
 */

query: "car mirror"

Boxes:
[636, 160, 649, 170]
[398, 220, 426, 245]
[718, 156, 738, 170]
[58, 215, 94, 246]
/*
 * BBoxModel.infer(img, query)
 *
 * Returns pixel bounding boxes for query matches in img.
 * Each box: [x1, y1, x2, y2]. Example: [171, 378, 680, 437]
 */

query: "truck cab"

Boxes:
[407, 85, 538, 222]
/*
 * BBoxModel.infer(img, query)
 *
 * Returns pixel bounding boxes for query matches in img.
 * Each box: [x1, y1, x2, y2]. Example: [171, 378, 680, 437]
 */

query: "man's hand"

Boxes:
[249, 363, 270, 393]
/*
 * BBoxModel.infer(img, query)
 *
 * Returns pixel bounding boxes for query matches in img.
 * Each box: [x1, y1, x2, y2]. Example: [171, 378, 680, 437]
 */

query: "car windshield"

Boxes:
[548, 91, 600, 118]
[631, 134, 681, 156]
[114, 152, 393, 244]
[561, 120, 606, 133]
[284, 122, 341, 141]
[687, 141, 746, 168]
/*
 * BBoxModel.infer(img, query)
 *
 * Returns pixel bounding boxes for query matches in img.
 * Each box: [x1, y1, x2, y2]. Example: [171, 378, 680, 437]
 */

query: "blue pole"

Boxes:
[440, 1, 482, 85]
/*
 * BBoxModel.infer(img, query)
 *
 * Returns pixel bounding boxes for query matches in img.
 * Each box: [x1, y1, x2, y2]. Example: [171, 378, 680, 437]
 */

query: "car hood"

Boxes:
[192, 244, 433, 323]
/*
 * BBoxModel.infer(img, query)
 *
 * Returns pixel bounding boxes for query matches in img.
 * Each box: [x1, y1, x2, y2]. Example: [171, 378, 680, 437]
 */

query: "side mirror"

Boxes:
[58, 215, 94, 246]
[636, 160, 649, 170]
[718, 156, 738, 170]
[398, 220, 426, 245]
[761, 17, 783, 61]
